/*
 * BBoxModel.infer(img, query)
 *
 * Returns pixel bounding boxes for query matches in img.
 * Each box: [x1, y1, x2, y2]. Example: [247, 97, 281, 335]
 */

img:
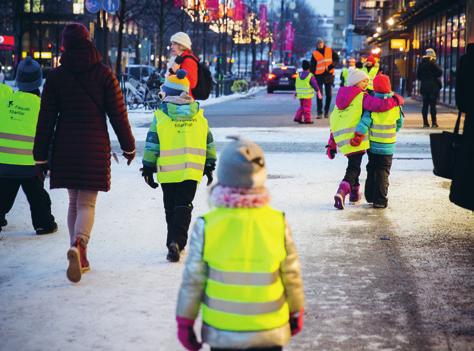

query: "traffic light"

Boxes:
[47, 42, 53, 50]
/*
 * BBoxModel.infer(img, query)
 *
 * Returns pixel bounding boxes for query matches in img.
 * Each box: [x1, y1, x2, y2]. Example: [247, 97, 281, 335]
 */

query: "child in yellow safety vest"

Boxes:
[294, 60, 322, 124]
[350, 74, 404, 209]
[141, 69, 217, 262]
[176, 136, 304, 351]
[327, 69, 404, 209]
[0, 57, 57, 235]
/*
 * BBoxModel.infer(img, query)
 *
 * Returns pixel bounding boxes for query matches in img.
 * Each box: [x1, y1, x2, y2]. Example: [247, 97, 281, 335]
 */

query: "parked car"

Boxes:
[125, 64, 157, 81]
[266, 65, 297, 93]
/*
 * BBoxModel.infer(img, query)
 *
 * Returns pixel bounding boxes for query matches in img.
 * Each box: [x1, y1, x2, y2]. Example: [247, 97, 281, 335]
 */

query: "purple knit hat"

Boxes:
[61, 23, 91, 50]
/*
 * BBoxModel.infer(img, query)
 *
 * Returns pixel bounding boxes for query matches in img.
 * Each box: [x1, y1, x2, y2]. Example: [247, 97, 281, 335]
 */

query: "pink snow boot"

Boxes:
[349, 185, 361, 203]
[334, 181, 351, 210]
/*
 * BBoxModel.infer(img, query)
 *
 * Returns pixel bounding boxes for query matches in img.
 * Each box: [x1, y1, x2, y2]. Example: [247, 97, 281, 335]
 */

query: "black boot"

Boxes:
[171, 205, 193, 251]
[166, 242, 180, 262]
[422, 116, 430, 128]
[431, 116, 439, 128]
[0, 217, 7, 227]
[36, 221, 58, 235]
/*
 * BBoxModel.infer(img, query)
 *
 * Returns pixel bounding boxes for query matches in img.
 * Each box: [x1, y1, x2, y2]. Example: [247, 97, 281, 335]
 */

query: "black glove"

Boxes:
[35, 163, 48, 181]
[141, 166, 159, 189]
[175, 55, 184, 64]
[203, 167, 213, 186]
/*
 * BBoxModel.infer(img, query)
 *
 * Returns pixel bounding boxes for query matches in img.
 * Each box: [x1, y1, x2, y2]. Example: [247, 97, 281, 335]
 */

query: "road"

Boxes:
[1, 90, 473, 351]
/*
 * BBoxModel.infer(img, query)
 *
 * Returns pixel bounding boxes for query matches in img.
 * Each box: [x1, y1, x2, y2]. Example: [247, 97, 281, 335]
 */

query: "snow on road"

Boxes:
[1, 120, 472, 350]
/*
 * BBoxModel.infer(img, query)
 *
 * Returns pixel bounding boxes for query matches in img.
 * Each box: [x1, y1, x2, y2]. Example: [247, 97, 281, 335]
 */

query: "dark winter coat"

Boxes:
[33, 42, 135, 192]
[416, 58, 442, 96]
[450, 43, 474, 211]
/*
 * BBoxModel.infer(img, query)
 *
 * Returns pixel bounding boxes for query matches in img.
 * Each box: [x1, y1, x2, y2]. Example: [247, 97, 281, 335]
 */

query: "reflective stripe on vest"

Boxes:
[329, 92, 369, 155]
[202, 206, 289, 332]
[0, 90, 40, 166]
[369, 107, 400, 144]
[362, 66, 379, 90]
[155, 108, 208, 183]
[312, 47, 334, 75]
[295, 73, 314, 99]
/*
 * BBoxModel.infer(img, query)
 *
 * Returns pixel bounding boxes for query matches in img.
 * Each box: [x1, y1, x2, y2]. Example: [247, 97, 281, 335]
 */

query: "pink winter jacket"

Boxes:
[328, 86, 404, 156]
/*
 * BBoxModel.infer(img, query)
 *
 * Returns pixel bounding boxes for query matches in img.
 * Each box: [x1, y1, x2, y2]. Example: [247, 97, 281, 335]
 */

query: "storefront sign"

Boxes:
[0, 35, 15, 48]
[390, 39, 405, 50]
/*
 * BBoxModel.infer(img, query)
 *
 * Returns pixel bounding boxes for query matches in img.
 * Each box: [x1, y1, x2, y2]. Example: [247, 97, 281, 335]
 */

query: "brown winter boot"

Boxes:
[67, 238, 89, 283]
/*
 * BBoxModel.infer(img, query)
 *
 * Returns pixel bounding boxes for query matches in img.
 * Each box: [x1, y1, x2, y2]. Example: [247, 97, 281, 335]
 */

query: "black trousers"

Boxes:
[365, 152, 393, 206]
[315, 76, 332, 114]
[421, 93, 438, 125]
[211, 347, 282, 351]
[161, 180, 198, 250]
[0, 177, 55, 229]
[343, 153, 364, 188]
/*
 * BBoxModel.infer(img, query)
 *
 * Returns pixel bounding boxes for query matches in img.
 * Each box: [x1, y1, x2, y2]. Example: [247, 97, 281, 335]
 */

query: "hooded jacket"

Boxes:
[33, 41, 135, 191]
[142, 96, 216, 172]
[176, 185, 304, 349]
[416, 57, 442, 96]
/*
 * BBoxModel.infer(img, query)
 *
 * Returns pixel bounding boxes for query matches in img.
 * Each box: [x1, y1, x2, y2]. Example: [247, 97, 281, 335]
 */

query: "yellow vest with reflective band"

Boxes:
[0, 90, 40, 166]
[295, 72, 314, 99]
[0, 83, 13, 100]
[202, 206, 289, 332]
[329, 92, 369, 155]
[155, 108, 208, 183]
[341, 67, 349, 86]
[369, 106, 400, 144]
[362, 65, 379, 90]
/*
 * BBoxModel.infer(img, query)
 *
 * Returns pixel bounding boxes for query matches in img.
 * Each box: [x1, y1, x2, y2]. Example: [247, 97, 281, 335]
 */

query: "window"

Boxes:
[73, 0, 85, 15]
[337, 10, 345, 16]
[24, 0, 44, 13]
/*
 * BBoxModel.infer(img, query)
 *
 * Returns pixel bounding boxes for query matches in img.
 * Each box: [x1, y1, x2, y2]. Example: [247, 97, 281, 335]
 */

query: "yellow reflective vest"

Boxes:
[202, 206, 289, 332]
[369, 106, 400, 144]
[295, 72, 314, 99]
[329, 92, 369, 155]
[0, 89, 40, 166]
[155, 108, 208, 183]
[362, 65, 379, 90]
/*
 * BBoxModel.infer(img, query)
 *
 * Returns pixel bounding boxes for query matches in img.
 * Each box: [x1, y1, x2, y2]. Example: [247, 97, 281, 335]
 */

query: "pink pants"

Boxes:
[294, 98, 312, 122]
[67, 189, 98, 246]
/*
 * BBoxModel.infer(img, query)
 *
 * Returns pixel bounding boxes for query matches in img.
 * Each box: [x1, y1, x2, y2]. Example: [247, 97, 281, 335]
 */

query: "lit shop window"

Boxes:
[73, 0, 85, 15]
[24, 0, 44, 13]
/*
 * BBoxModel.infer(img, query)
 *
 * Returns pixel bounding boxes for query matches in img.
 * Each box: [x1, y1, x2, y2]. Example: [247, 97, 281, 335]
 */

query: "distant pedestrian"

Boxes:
[0, 65, 5, 83]
[141, 69, 216, 262]
[167, 32, 199, 98]
[0, 58, 57, 235]
[176, 136, 304, 351]
[33, 23, 136, 283]
[294, 60, 321, 124]
[350, 74, 404, 209]
[311, 38, 339, 119]
[361, 55, 379, 93]
[327, 69, 404, 209]
[417, 48, 442, 128]
[340, 57, 356, 87]
[450, 40, 474, 211]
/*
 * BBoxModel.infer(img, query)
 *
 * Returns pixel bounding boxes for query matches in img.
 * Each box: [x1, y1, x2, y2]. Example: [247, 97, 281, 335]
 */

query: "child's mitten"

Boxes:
[326, 133, 337, 160]
[176, 316, 201, 351]
[350, 132, 365, 146]
[290, 309, 304, 336]
[141, 166, 159, 189]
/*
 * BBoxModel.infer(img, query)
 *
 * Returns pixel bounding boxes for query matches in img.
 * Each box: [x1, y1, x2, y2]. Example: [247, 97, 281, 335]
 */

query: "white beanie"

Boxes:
[423, 48, 436, 59]
[347, 69, 369, 87]
[170, 32, 192, 50]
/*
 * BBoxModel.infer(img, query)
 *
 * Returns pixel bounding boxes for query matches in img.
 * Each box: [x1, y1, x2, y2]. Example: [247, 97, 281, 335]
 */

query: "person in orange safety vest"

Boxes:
[310, 38, 339, 119]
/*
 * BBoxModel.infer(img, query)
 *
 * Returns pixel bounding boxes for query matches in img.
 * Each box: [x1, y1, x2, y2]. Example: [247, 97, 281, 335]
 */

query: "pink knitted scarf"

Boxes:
[210, 185, 270, 208]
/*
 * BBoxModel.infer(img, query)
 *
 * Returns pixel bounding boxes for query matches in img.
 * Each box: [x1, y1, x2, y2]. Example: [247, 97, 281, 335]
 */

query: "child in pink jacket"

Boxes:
[326, 69, 404, 209]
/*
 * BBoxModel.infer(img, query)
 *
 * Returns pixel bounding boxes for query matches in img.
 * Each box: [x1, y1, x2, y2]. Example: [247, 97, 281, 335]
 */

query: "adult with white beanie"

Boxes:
[167, 32, 199, 98]
[416, 48, 443, 127]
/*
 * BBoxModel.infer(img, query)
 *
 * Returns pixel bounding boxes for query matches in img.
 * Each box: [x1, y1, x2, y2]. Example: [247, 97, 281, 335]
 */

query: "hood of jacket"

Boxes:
[59, 41, 102, 73]
[336, 86, 364, 109]
[160, 99, 200, 120]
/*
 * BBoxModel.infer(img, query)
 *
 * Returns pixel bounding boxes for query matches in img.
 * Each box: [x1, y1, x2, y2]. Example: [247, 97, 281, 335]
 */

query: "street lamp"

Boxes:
[386, 17, 395, 26]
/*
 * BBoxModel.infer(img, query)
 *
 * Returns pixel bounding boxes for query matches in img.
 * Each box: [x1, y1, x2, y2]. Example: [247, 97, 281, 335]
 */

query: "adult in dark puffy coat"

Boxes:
[416, 48, 442, 128]
[33, 23, 136, 283]
[450, 41, 474, 211]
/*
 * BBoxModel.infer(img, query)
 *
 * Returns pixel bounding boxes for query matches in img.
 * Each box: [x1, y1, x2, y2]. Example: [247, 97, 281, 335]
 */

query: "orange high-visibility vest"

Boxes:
[312, 47, 334, 75]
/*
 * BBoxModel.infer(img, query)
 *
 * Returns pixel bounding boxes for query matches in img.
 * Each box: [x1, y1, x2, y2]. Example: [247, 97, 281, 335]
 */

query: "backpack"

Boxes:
[182, 55, 212, 100]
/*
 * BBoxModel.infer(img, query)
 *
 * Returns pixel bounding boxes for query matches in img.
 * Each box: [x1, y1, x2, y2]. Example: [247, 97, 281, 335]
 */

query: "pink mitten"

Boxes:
[176, 316, 201, 351]
[326, 133, 337, 160]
